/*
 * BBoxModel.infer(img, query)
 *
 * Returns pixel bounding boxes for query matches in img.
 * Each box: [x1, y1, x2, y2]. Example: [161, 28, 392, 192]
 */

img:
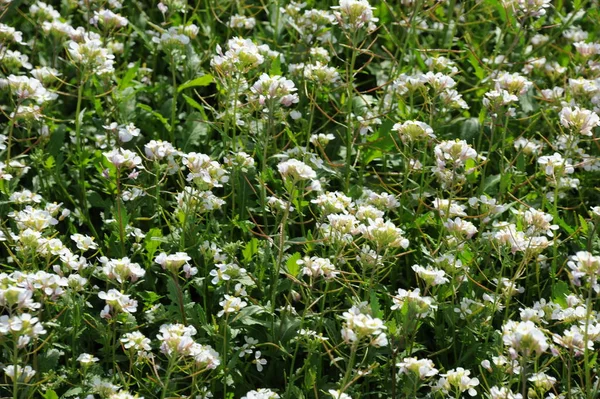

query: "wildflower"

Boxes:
[249, 74, 299, 108]
[559, 106, 600, 136]
[77, 353, 100, 366]
[494, 72, 532, 96]
[502, 320, 549, 357]
[311, 191, 354, 215]
[98, 289, 138, 318]
[397, 357, 439, 379]
[121, 331, 152, 354]
[552, 324, 591, 356]
[434, 367, 479, 397]
[253, 350, 268, 371]
[393, 120, 436, 144]
[298, 256, 339, 279]
[116, 123, 141, 143]
[331, 0, 378, 30]
[155, 252, 196, 277]
[537, 153, 574, 176]
[190, 343, 221, 369]
[91, 9, 128, 28]
[277, 159, 317, 181]
[3, 365, 36, 383]
[104, 148, 143, 169]
[310, 133, 336, 146]
[434, 139, 478, 170]
[528, 372, 557, 392]
[413, 264, 449, 286]
[218, 295, 247, 317]
[443, 217, 478, 239]
[341, 304, 388, 347]
[328, 390, 352, 399]
[224, 152, 255, 171]
[567, 251, 600, 289]
[153, 27, 190, 53]
[183, 152, 229, 189]
[489, 386, 523, 399]
[100, 257, 146, 283]
[229, 14, 256, 29]
[241, 389, 280, 399]
[211, 37, 265, 76]
[358, 217, 409, 248]
[71, 233, 98, 251]
[0, 23, 25, 45]
[156, 323, 197, 356]
[391, 287, 435, 316]
[304, 62, 340, 85]
[145, 140, 178, 161]
[0, 75, 57, 104]
[9, 189, 43, 204]
[67, 34, 115, 75]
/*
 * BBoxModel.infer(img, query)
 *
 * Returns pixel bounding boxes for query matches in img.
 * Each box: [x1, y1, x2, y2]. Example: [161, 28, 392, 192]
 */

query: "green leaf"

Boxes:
[144, 228, 163, 261]
[118, 62, 139, 90]
[370, 291, 383, 318]
[242, 238, 259, 262]
[181, 113, 209, 152]
[64, 387, 83, 397]
[137, 103, 171, 131]
[42, 389, 59, 399]
[182, 93, 206, 116]
[47, 125, 66, 162]
[269, 56, 282, 76]
[178, 75, 214, 92]
[286, 252, 301, 276]
[552, 281, 570, 308]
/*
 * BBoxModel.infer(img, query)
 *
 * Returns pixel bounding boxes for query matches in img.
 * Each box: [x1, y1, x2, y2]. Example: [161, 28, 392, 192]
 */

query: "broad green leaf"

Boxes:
[178, 75, 214, 92]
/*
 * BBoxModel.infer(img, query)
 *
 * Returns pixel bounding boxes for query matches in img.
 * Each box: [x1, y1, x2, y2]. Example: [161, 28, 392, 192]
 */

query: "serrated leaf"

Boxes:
[178, 75, 214, 92]
[243, 238, 259, 262]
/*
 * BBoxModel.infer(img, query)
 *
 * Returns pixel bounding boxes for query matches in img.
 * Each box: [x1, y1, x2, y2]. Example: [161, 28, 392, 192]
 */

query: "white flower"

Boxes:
[103, 148, 142, 169]
[71, 233, 98, 251]
[277, 159, 317, 181]
[341, 304, 387, 347]
[217, 295, 247, 317]
[397, 357, 439, 379]
[77, 353, 100, 366]
[412, 264, 449, 286]
[328, 390, 352, 399]
[100, 257, 146, 283]
[0, 75, 57, 104]
[358, 217, 409, 248]
[393, 120, 436, 144]
[249, 74, 298, 108]
[98, 289, 138, 317]
[559, 106, 600, 136]
[3, 365, 36, 383]
[502, 320, 549, 357]
[253, 350, 268, 371]
[121, 331, 152, 353]
[391, 287, 436, 317]
[229, 14, 256, 29]
[241, 389, 280, 399]
[434, 367, 479, 397]
[298, 256, 339, 279]
[183, 152, 229, 189]
[331, 0, 378, 30]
